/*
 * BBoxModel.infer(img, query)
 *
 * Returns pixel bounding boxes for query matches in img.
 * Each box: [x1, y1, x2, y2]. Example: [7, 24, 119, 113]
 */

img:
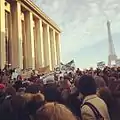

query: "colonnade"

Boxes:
[0, 0, 61, 70]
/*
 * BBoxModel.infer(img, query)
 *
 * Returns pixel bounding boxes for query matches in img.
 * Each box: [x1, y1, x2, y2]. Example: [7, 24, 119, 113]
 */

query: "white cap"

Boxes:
[43, 76, 55, 85]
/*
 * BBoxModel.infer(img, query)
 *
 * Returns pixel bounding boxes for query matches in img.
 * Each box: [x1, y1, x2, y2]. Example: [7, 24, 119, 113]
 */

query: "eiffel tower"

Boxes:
[107, 20, 117, 66]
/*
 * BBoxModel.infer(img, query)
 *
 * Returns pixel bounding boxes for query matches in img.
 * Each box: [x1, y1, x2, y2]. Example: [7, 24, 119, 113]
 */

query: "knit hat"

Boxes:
[78, 75, 97, 96]
[0, 84, 5, 90]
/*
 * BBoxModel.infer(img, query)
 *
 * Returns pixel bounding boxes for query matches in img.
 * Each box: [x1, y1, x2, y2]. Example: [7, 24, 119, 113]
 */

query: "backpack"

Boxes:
[82, 102, 104, 120]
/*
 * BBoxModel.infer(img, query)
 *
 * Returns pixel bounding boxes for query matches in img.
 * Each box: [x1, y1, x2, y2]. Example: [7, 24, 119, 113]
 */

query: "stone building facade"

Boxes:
[0, 0, 61, 70]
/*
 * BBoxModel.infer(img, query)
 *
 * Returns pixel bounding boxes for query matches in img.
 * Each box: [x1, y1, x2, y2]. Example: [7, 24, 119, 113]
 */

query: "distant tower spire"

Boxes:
[107, 20, 117, 66]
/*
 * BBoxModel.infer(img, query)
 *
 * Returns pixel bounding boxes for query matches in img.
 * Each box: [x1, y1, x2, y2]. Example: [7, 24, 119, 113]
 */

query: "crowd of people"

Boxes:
[0, 65, 120, 120]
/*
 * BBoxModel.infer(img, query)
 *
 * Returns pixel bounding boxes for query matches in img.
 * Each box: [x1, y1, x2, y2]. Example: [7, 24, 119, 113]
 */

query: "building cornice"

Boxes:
[20, 0, 61, 33]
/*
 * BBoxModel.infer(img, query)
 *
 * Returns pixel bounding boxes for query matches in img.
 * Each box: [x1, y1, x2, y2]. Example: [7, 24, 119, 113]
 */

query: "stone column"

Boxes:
[0, 0, 6, 69]
[50, 29, 57, 70]
[56, 32, 61, 65]
[53, 30, 57, 66]
[34, 19, 44, 69]
[43, 24, 52, 70]
[24, 11, 35, 69]
[11, 1, 23, 69]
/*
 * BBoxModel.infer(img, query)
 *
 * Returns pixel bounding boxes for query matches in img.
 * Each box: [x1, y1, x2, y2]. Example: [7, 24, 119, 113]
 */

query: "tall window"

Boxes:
[5, 11, 10, 65]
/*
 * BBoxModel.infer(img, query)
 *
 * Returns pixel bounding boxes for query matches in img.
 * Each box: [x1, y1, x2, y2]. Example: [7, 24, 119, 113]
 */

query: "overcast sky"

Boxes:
[33, 0, 120, 69]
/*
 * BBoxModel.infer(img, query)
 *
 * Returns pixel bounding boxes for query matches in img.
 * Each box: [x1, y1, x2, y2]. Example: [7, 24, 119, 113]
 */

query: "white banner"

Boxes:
[97, 61, 105, 69]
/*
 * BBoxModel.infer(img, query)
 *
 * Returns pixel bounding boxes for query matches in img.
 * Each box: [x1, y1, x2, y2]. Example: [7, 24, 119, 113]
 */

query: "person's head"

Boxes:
[33, 93, 45, 103]
[76, 68, 80, 72]
[64, 75, 70, 81]
[97, 87, 113, 107]
[94, 76, 106, 89]
[25, 84, 41, 94]
[0, 84, 6, 93]
[5, 86, 16, 97]
[26, 93, 45, 116]
[44, 84, 61, 103]
[23, 93, 33, 102]
[13, 80, 22, 91]
[11, 95, 26, 110]
[0, 84, 6, 104]
[78, 75, 97, 96]
[43, 76, 55, 86]
[36, 102, 77, 120]
[61, 89, 70, 101]
[17, 75, 22, 81]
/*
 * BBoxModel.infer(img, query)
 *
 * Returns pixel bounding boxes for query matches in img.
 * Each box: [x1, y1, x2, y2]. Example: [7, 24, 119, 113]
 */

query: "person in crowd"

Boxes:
[26, 93, 45, 119]
[94, 75, 106, 90]
[0, 94, 30, 120]
[43, 80, 61, 103]
[98, 87, 120, 120]
[13, 80, 22, 92]
[0, 83, 6, 104]
[25, 83, 42, 94]
[67, 87, 82, 119]
[36, 102, 79, 120]
[78, 75, 110, 120]
[5, 86, 16, 98]
[60, 75, 71, 90]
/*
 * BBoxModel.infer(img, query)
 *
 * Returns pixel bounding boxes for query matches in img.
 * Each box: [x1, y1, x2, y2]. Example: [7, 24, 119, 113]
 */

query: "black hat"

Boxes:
[78, 75, 97, 96]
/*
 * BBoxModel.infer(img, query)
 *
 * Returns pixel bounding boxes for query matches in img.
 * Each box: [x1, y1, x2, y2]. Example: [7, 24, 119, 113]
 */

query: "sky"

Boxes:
[33, 0, 120, 69]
